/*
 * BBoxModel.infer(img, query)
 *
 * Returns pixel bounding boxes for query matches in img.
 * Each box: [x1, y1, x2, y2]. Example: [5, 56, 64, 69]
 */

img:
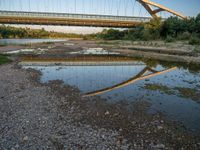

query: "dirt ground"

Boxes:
[2, 39, 200, 64]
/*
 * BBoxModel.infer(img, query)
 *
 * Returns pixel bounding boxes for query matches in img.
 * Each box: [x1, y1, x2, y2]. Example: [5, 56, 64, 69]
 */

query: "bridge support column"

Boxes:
[136, 0, 186, 19]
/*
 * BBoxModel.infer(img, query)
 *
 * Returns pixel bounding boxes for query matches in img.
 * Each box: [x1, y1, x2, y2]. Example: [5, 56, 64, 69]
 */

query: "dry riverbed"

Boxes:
[1, 40, 200, 149]
[0, 62, 199, 149]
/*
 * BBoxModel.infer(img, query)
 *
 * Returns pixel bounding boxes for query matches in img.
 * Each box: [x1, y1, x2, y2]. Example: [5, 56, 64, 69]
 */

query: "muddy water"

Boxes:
[22, 50, 200, 133]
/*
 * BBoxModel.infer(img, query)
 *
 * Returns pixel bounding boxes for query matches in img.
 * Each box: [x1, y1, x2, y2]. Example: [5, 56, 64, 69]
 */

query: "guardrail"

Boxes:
[0, 10, 152, 22]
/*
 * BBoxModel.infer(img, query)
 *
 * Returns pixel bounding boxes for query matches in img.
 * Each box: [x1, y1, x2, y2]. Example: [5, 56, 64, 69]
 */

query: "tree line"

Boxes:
[96, 13, 200, 45]
[0, 13, 199, 45]
[0, 25, 84, 39]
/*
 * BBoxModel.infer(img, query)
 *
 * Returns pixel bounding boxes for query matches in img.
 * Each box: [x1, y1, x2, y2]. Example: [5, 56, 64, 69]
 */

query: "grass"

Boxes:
[0, 44, 6, 47]
[0, 54, 11, 65]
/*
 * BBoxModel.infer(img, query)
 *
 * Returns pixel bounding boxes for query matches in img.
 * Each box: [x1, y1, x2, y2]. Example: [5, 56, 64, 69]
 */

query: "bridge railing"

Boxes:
[0, 10, 154, 22]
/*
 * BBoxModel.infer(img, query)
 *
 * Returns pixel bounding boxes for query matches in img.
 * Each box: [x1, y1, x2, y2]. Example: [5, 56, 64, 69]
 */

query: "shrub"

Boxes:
[193, 46, 200, 53]
[0, 54, 11, 65]
[177, 31, 191, 40]
[165, 36, 175, 43]
[142, 29, 151, 41]
[189, 37, 200, 45]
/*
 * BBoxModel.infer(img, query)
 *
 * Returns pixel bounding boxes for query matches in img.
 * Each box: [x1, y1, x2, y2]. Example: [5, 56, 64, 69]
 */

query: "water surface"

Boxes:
[0, 39, 66, 45]
[22, 55, 200, 133]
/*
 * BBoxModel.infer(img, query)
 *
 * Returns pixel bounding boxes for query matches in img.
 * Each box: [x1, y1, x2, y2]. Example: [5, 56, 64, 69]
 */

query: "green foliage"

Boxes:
[1, 13, 200, 44]
[194, 46, 200, 53]
[0, 54, 11, 65]
[177, 31, 191, 40]
[123, 26, 144, 40]
[98, 13, 200, 43]
[144, 17, 162, 39]
[0, 25, 84, 39]
[98, 29, 125, 40]
[189, 36, 200, 45]
[165, 36, 175, 43]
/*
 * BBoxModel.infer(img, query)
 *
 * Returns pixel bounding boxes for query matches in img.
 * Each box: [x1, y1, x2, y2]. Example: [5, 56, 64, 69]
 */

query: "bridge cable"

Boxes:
[103, 0, 106, 14]
[74, 0, 76, 13]
[82, 0, 84, 13]
[29, 0, 31, 12]
[111, 0, 113, 15]
[131, 0, 136, 16]
[118, 0, 122, 16]
[124, 0, 128, 16]
[19, 0, 22, 11]
[138, 3, 142, 17]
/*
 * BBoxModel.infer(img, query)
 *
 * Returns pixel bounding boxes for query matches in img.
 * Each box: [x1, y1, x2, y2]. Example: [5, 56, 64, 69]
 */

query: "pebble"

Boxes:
[105, 111, 110, 115]
[22, 136, 29, 142]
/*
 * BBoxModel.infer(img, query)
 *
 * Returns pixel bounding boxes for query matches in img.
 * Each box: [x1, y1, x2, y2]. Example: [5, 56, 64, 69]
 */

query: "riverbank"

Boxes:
[1, 39, 200, 149]
[0, 62, 200, 149]
[1, 39, 200, 65]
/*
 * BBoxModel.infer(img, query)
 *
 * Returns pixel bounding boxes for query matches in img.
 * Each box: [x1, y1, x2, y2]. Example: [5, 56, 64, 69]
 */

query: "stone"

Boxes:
[105, 111, 110, 115]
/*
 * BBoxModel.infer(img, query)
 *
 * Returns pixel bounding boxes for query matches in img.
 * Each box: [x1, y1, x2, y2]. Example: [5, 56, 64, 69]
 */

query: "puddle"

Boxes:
[64, 43, 74, 46]
[22, 57, 200, 133]
[70, 48, 119, 55]
[0, 39, 66, 45]
[4, 48, 47, 54]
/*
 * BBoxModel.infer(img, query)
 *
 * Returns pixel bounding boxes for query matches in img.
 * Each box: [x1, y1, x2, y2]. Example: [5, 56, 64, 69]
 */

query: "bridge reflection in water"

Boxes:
[84, 66, 177, 97]
[21, 55, 177, 97]
[21, 55, 200, 133]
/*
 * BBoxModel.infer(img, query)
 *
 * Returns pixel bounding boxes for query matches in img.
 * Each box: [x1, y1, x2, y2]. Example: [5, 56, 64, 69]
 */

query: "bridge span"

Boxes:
[0, 11, 152, 28]
[0, 0, 186, 28]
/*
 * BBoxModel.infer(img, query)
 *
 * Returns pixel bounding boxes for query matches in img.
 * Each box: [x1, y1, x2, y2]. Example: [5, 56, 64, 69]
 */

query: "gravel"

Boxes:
[1, 63, 200, 149]
[0, 64, 127, 149]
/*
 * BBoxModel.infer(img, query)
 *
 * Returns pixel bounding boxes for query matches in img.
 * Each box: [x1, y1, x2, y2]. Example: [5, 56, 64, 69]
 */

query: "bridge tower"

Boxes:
[137, 0, 186, 19]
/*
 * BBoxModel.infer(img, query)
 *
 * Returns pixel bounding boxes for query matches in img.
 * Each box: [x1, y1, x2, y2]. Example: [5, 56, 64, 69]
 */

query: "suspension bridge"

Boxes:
[0, 0, 186, 28]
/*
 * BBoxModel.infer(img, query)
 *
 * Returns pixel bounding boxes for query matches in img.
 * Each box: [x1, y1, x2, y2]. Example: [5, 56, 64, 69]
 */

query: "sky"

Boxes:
[0, 0, 200, 34]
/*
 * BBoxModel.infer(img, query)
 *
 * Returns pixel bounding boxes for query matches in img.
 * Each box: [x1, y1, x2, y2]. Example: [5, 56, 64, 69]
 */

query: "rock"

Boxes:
[131, 121, 136, 125]
[157, 125, 164, 130]
[105, 111, 110, 115]
[22, 136, 29, 142]
[150, 143, 165, 149]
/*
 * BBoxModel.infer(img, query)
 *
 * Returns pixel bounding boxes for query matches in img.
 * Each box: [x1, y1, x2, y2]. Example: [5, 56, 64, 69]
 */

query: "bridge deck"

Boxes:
[0, 11, 152, 27]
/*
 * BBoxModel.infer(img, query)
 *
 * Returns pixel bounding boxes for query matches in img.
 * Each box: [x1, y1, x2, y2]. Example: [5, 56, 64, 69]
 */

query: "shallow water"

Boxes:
[70, 48, 119, 55]
[22, 54, 200, 133]
[0, 39, 66, 45]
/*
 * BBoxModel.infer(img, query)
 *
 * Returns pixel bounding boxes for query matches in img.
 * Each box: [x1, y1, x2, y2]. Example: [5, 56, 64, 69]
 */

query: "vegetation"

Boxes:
[0, 25, 84, 39]
[96, 13, 200, 44]
[0, 13, 199, 45]
[0, 54, 11, 65]
[144, 83, 200, 102]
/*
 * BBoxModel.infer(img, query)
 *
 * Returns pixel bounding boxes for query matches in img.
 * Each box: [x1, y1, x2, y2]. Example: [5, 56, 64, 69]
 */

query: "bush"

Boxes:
[177, 31, 191, 40]
[165, 36, 175, 43]
[193, 46, 200, 53]
[142, 29, 152, 41]
[99, 29, 125, 40]
[189, 37, 200, 45]
[0, 54, 11, 65]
